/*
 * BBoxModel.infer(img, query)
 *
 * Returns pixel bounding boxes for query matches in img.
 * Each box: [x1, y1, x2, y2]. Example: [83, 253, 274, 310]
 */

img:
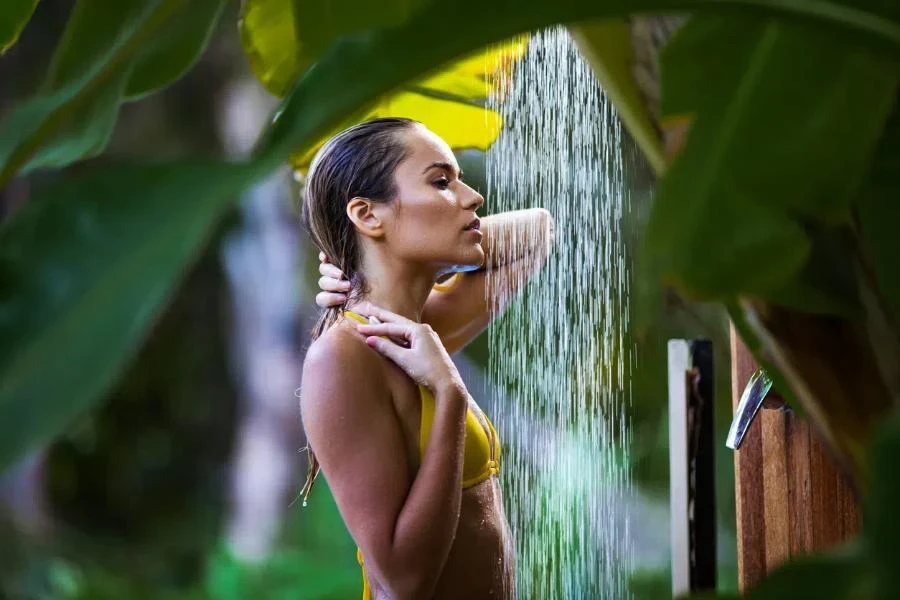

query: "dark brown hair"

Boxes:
[298, 117, 418, 504]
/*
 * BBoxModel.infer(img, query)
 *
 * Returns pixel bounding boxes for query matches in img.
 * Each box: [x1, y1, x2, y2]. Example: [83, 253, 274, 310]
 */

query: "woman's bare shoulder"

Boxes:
[300, 323, 390, 415]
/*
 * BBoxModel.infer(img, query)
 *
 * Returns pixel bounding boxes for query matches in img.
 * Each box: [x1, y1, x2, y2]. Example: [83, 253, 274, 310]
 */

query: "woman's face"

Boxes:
[380, 124, 485, 274]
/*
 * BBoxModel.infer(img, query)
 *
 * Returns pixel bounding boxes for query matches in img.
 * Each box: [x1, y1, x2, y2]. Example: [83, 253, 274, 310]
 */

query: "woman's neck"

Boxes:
[347, 253, 438, 322]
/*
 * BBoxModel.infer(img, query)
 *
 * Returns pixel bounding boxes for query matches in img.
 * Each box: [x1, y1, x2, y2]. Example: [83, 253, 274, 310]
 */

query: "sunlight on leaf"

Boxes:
[238, 0, 302, 98]
[288, 88, 503, 169]
[239, 0, 425, 98]
[287, 38, 527, 172]
[240, 2, 526, 169]
[0, 0, 39, 54]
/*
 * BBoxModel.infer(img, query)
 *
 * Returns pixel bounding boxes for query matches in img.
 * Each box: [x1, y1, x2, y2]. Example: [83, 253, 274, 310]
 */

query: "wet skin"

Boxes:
[330, 316, 515, 599]
[303, 123, 520, 598]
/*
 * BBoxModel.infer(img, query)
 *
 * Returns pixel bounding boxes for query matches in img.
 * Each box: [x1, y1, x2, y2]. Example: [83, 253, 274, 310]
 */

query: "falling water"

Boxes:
[485, 27, 634, 598]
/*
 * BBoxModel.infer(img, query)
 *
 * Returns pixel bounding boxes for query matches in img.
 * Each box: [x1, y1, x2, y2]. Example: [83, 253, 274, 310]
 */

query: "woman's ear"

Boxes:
[347, 197, 385, 239]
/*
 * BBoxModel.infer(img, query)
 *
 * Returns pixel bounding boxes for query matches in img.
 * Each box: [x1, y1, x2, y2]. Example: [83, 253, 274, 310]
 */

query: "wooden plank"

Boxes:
[730, 325, 861, 591]
[761, 409, 790, 571]
[730, 325, 766, 590]
[787, 413, 813, 555]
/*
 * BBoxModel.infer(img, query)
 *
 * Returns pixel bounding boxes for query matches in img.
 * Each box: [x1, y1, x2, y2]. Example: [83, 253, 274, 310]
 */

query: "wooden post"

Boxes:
[730, 325, 861, 590]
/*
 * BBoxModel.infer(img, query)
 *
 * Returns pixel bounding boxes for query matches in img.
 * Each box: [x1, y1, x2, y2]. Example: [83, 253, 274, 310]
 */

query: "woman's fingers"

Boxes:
[318, 275, 351, 293]
[355, 322, 411, 340]
[364, 304, 414, 325]
[319, 251, 329, 263]
[315, 291, 346, 308]
[318, 261, 345, 280]
[364, 335, 404, 362]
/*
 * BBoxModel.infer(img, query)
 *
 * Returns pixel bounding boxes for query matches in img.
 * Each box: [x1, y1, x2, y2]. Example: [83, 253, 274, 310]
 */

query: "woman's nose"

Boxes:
[464, 187, 485, 211]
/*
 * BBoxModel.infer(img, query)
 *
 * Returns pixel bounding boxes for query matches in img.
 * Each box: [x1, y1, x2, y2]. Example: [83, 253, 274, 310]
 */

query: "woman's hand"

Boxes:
[353, 304, 465, 396]
[315, 251, 351, 308]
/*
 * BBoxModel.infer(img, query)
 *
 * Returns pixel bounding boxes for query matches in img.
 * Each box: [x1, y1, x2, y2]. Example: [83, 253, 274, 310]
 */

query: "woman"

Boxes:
[298, 117, 554, 599]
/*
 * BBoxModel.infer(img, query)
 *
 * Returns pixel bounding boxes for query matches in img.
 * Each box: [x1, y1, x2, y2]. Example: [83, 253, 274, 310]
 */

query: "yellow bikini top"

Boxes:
[342, 309, 501, 488]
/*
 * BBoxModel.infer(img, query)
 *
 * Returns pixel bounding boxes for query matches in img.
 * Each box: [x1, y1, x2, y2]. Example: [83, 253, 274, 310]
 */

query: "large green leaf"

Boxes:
[0, 76, 127, 183]
[239, 0, 426, 97]
[0, 162, 254, 468]
[857, 99, 900, 326]
[645, 13, 899, 301]
[763, 224, 862, 317]
[0, 0, 225, 185]
[125, 0, 226, 100]
[866, 412, 900, 599]
[0, 0, 39, 54]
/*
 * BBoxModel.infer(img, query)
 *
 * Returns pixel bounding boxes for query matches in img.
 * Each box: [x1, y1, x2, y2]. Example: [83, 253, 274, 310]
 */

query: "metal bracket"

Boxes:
[726, 369, 773, 450]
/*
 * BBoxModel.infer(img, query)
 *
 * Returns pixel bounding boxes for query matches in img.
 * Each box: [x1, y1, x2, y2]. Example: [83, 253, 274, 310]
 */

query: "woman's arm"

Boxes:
[300, 335, 468, 599]
[422, 207, 555, 354]
[312, 208, 555, 354]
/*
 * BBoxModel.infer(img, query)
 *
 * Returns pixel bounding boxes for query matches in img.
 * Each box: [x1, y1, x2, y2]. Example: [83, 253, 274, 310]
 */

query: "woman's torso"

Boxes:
[335, 313, 515, 599]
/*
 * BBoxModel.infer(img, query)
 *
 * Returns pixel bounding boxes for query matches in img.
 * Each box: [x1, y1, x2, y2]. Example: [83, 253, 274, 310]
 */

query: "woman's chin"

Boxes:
[439, 247, 484, 274]
[469, 244, 485, 263]
[457, 247, 485, 272]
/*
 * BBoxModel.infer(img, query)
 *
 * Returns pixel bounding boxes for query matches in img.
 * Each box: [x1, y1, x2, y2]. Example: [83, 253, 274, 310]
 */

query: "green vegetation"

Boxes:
[2, 0, 899, 597]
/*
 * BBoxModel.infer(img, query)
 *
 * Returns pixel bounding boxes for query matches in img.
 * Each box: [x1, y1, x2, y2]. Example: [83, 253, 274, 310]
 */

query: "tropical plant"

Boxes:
[2, 0, 900, 596]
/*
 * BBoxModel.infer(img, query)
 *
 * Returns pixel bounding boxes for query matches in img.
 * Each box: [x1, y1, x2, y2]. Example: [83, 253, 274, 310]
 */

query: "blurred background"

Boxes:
[0, 2, 738, 598]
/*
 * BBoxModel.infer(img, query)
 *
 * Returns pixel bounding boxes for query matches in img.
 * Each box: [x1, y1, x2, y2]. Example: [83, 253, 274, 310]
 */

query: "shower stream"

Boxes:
[485, 27, 634, 599]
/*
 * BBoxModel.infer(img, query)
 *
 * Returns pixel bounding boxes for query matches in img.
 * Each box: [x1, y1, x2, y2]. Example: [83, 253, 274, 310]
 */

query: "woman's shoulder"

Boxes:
[301, 323, 389, 405]
[305, 321, 379, 376]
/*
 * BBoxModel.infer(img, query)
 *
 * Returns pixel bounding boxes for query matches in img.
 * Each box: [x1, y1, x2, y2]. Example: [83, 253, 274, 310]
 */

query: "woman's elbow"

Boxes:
[377, 565, 439, 600]
[535, 208, 556, 255]
[392, 574, 439, 600]
[365, 551, 440, 600]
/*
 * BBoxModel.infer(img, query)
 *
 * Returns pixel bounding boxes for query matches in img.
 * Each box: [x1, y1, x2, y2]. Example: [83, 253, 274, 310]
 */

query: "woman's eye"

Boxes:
[433, 178, 450, 190]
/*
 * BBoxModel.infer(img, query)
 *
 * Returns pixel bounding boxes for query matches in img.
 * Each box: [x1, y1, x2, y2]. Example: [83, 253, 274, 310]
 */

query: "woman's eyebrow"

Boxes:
[422, 162, 463, 179]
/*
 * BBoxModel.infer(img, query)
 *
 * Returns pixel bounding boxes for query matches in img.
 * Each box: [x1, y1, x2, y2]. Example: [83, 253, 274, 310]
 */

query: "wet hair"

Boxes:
[298, 117, 418, 504]
[301, 117, 418, 339]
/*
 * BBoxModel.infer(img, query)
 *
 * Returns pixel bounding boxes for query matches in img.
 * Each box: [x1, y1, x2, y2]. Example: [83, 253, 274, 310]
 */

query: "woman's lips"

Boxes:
[463, 218, 481, 231]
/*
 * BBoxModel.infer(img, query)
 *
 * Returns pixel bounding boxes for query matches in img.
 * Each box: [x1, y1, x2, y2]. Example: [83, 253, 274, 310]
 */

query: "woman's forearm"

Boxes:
[387, 381, 468, 598]
[479, 208, 555, 270]
[419, 208, 555, 355]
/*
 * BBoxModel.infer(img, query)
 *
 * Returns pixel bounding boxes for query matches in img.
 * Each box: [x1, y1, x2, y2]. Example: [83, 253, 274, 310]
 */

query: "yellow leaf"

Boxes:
[240, 0, 425, 98]
[288, 37, 527, 172]
[239, 0, 304, 97]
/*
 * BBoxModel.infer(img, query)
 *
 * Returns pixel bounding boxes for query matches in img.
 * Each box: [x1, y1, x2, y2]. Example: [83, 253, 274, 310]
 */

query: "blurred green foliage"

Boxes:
[2, 0, 900, 598]
[0, 0, 40, 53]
